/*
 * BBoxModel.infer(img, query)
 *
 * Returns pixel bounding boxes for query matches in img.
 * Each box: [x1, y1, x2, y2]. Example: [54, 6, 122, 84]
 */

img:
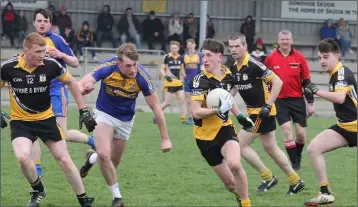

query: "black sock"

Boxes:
[320, 185, 331, 195]
[284, 140, 298, 165]
[296, 142, 305, 161]
[30, 177, 44, 192]
[77, 192, 87, 205]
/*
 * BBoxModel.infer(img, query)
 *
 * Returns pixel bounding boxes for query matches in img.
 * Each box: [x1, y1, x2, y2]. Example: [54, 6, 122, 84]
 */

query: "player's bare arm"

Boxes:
[180, 63, 186, 80]
[78, 72, 96, 95]
[191, 100, 217, 119]
[305, 83, 346, 104]
[144, 92, 172, 153]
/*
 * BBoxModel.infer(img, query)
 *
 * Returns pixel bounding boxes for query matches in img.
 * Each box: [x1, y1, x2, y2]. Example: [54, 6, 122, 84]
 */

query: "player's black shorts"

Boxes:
[275, 97, 307, 127]
[329, 124, 357, 147]
[249, 115, 276, 134]
[165, 85, 183, 93]
[196, 125, 238, 167]
[10, 116, 64, 143]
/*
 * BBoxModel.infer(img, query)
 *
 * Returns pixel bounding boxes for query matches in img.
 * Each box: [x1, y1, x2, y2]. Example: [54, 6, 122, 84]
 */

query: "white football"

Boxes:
[206, 88, 232, 109]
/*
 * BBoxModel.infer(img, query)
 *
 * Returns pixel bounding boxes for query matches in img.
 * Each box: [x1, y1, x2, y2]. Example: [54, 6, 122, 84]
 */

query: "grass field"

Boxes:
[1, 110, 357, 206]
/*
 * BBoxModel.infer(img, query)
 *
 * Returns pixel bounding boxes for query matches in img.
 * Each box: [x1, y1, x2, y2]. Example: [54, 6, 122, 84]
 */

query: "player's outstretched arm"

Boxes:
[145, 92, 172, 153]
[78, 73, 97, 95]
[305, 83, 346, 104]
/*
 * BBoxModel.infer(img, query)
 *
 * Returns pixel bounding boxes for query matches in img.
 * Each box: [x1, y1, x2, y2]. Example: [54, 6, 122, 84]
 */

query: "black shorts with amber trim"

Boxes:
[10, 116, 64, 143]
[329, 124, 357, 147]
[165, 85, 183, 93]
[196, 125, 238, 167]
[249, 115, 276, 134]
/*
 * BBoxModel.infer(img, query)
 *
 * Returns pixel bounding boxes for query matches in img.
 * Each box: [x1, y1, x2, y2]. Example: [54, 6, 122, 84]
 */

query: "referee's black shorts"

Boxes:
[275, 97, 307, 127]
[10, 116, 64, 143]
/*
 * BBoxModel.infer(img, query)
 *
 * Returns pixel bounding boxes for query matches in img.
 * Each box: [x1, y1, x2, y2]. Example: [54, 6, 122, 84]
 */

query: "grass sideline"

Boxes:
[1, 111, 357, 206]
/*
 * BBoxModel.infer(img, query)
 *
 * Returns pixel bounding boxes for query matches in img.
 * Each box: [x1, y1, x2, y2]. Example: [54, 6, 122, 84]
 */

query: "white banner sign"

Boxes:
[281, 1, 357, 21]
[1, 1, 48, 9]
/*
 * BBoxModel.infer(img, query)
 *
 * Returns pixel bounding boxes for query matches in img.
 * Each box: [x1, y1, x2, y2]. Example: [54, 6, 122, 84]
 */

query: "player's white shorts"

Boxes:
[93, 107, 134, 140]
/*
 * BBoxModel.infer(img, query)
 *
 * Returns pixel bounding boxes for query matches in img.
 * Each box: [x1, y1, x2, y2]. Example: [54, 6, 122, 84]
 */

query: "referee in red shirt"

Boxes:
[265, 30, 315, 171]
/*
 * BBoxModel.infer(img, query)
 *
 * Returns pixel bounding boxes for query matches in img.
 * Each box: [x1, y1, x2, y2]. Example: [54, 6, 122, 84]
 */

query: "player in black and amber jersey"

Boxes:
[303, 39, 357, 206]
[0, 33, 96, 207]
[191, 39, 254, 207]
[228, 33, 305, 195]
[154, 41, 187, 124]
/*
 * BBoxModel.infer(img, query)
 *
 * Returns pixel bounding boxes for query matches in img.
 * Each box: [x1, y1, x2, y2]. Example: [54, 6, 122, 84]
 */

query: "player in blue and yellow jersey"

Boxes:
[180, 39, 203, 124]
[30, 9, 95, 177]
[77, 43, 172, 207]
[153, 41, 188, 124]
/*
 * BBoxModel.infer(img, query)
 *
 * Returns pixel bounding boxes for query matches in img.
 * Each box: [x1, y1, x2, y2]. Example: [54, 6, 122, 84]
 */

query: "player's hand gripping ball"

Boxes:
[206, 88, 234, 113]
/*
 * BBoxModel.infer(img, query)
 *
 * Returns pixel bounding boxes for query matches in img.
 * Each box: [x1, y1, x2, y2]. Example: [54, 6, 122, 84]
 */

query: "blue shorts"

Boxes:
[51, 86, 69, 117]
[184, 79, 192, 93]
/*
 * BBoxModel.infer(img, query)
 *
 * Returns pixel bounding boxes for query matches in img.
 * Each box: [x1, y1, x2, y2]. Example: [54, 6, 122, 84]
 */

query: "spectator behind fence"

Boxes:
[142, 10, 166, 52]
[336, 17, 354, 57]
[251, 46, 265, 62]
[96, 5, 116, 48]
[16, 10, 28, 47]
[77, 21, 98, 62]
[56, 5, 72, 35]
[240, 15, 255, 52]
[206, 15, 215, 39]
[167, 12, 183, 44]
[118, 7, 141, 49]
[48, 4, 60, 34]
[320, 19, 336, 40]
[61, 26, 76, 52]
[1, 2, 18, 47]
[255, 37, 267, 54]
[183, 13, 198, 45]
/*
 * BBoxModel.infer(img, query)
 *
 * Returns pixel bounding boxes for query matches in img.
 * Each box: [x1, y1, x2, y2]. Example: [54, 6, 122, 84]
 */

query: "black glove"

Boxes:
[258, 104, 272, 118]
[0, 111, 9, 129]
[165, 75, 172, 82]
[304, 83, 319, 97]
[79, 108, 97, 132]
[236, 113, 254, 131]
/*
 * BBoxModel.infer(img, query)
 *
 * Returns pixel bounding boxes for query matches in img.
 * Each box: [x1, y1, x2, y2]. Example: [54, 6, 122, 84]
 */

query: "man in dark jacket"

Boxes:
[1, 2, 18, 47]
[77, 21, 98, 62]
[240, 15, 255, 52]
[96, 5, 116, 48]
[118, 7, 141, 48]
[142, 11, 166, 51]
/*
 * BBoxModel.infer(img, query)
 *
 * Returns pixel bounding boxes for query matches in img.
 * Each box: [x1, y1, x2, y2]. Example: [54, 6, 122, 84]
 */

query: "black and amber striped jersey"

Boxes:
[329, 62, 357, 132]
[230, 52, 276, 116]
[190, 65, 235, 141]
[161, 53, 183, 87]
[0, 55, 70, 121]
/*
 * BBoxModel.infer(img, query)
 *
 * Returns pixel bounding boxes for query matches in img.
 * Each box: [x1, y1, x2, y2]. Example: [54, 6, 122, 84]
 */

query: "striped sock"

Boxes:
[240, 199, 251, 207]
[259, 168, 273, 181]
[287, 171, 300, 185]
[34, 160, 42, 177]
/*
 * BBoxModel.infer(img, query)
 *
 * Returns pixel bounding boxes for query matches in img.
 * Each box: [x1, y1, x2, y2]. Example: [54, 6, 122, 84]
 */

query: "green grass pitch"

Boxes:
[1, 111, 357, 206]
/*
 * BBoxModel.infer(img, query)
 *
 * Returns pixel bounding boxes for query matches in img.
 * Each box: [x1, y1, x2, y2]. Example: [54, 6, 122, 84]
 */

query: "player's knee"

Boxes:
[227, 161, 242, 175]
[16, 153, 31, 167]
[54, 154, 73, 172]
[263, 144, 276, 155]
[281, 126, 293, 140]
[296, 131, 306, 143]
[97, 150, 111, 163]
[307, 142, 319, 156]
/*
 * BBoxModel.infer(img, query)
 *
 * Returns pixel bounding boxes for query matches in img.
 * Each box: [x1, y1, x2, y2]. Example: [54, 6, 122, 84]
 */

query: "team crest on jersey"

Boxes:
[39, 74, 47, 82]
[243, 74, 248, 81]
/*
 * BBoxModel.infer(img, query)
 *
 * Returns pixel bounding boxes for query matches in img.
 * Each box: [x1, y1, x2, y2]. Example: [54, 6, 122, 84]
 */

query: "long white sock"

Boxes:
[89, 153, 98, 164]
[108, 183, 122, 199]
